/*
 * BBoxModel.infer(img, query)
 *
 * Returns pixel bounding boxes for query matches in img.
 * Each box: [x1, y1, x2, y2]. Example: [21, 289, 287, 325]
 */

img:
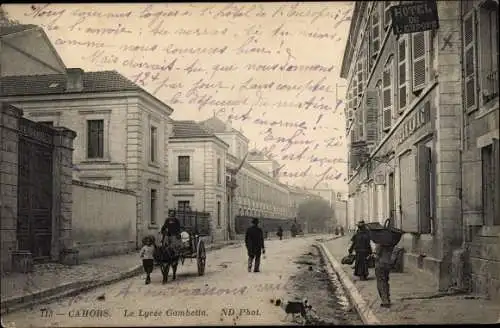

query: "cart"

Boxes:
[169, 209, 210, 276]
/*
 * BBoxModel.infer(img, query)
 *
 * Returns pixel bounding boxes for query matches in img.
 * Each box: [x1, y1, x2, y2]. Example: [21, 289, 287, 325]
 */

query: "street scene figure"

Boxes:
[291, 223, 298, 237]
[335, 226, 340, 235]
[340, 226, 344, 236]
[348, 221, 372, 281]
[139, 236, 155, 285]
[277, 226, 284, 240]
[245, 218, 265, 272]
[372, 243, 395, 308]
[161, 213, 182, 254]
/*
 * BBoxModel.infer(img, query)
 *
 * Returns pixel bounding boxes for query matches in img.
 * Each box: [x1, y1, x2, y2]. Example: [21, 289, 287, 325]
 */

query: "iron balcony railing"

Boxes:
[482, 69, 499, 104]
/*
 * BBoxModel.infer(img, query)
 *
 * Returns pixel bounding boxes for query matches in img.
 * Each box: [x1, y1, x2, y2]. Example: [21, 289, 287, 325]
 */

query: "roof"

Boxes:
[0, 24, 38, 37]
[200, 116, 237, 133]
[247, 149, 271, 161]
[171, 120, 218, 139]
[0, 70, 141, 96]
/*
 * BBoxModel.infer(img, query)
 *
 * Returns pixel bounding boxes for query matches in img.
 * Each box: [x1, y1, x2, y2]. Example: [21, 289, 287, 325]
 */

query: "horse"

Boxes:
[155, 235, 181, 284]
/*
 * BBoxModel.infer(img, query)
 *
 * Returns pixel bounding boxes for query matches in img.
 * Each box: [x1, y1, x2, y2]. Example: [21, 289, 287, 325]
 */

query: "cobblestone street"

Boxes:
[2, 236, 362, 327]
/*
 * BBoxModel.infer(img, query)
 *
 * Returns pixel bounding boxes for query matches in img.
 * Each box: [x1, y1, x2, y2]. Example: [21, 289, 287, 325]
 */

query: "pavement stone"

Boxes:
[1, 240, 240, 313]
[323, 236, 500, 325]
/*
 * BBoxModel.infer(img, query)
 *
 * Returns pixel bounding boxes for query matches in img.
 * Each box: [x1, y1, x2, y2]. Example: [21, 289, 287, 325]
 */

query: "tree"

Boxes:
[297, 198, 336, 232]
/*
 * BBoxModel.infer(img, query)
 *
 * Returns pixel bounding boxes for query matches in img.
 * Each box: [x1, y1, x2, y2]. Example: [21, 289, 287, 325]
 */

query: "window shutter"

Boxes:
[365, 89, 379, 144]
[417, 143, 432, 234]
[352, 76, 358, 108]
[382, 64, 392, 131]
[356, 107, 364, 139]
[372, 10, 381, 57]
[463, 10, 477, 111]
[398, 35, 409, 112]
[493, 138, 500, 225]
[400, 151, 418, 233]
[412, 31, 429, 92]
[384, 1, 393, 31]
[357, 60, 364, 97]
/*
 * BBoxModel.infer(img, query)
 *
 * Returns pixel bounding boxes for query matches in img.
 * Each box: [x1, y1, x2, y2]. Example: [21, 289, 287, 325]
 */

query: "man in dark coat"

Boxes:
[245, 218, 265, 272]
[348, 221, 372, 280]
[277, 226, 283, 240]
[372, 243, 395, 307]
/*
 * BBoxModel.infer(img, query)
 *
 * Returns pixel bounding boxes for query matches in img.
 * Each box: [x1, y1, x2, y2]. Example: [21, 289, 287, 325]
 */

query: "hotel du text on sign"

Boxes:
[390, 1, 439, 35]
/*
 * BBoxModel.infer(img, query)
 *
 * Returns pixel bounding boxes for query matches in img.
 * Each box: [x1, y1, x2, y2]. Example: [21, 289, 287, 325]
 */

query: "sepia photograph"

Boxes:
[0, 1, 499, 326]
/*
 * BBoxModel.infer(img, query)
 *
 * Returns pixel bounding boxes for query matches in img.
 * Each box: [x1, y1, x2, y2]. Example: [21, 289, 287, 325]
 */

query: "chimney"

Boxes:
[66, 68, 84, 92]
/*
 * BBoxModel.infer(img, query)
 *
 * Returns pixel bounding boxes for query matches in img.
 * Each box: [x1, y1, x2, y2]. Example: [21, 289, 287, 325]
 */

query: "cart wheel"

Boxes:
[197, 240, 206, 276]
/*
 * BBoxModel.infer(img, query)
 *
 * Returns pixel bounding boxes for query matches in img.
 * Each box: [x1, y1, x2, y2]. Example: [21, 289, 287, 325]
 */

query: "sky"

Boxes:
[4, 2, 353, 191]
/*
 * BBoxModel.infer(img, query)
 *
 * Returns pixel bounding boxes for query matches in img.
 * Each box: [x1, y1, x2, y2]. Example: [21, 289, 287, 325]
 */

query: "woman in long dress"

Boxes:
[348, 221, 372, 280]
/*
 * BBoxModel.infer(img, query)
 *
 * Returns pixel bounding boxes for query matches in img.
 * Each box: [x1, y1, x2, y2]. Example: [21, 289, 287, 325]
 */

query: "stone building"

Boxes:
[460, 0, 499, 300]
[200, 117, 292, 235]
[167, 120, 229, 242]
[341, 1, 495, 295]
[1, 24, 66, 77]
[0, 69, 174, 248]
[0, 103, 77, 272]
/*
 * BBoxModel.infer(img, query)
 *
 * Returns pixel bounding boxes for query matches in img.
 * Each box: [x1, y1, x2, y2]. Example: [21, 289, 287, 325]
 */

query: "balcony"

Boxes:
[481, 69, 499, 104]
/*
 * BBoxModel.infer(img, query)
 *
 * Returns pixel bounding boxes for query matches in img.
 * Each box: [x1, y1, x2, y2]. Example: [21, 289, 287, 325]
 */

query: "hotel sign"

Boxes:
[395, 101, 431, 146]
[391, 1, 439, 35]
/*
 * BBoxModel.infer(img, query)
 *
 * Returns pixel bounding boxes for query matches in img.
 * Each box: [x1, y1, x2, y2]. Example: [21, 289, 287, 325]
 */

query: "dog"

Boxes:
[280, 298, 313, 324]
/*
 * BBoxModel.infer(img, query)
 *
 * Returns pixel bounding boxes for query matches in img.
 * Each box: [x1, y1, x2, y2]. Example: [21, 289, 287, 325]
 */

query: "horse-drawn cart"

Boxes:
[168, 209, 210, 276]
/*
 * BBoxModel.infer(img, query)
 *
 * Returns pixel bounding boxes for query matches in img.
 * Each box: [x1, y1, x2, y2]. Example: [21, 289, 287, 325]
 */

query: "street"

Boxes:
[2, 236, 361, 327]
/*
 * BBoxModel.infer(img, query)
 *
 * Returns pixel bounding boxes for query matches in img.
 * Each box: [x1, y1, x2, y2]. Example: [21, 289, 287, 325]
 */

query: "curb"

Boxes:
[317, 241, 380, 325]
[1, 241, 240, 315]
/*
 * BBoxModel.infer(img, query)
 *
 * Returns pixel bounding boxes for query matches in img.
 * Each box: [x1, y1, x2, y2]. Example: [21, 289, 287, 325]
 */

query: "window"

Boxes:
[217, 200, 221, 226]
[87, 119, 104, 158]
[178, 156, 190, 182]
[178, 200, 190, 211]
[382, 57, 393, 131]
[371, 7, 381, 58]
[356, 58, 364, 97]
[482, 143, 500, 225]
[384, 1, 393, 31]
[150, 189, 157, 225]
[398, 35, 409, 112]
[150, 126, 158, 163]
[478, 2, 499, 105]
[463, 10, 477, 111]
[416, 142, 433, 234]
[364, 88, 379, 143]
[412, 31, 429, 92]
[375, 80, 383, 142]
[217, 158, 222, 185]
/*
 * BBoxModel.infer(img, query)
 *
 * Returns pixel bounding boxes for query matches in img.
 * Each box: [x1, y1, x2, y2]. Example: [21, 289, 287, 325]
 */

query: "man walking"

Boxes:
[372, 243, 395, 307]
[245, 218, 265, 272]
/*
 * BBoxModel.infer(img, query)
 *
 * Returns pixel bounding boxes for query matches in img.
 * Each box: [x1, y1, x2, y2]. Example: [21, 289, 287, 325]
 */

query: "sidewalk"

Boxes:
[1, 239, 240, 314]
[321, 236, 500, 325]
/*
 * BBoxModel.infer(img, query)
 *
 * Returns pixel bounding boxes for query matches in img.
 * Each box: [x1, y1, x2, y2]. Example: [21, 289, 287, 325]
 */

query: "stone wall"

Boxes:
[0, 102, 76, 273]
[71, 180, 136, 260]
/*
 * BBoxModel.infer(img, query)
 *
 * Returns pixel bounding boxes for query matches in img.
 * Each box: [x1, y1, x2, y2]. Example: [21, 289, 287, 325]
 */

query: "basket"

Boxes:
[341, 254, 355, 265]
[368, 219, 404, 247]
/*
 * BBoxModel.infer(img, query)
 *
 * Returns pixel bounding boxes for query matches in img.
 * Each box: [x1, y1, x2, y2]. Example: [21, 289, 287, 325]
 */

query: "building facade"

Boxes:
[341, 0, 499, 298]
[167, 120, 229, 242]
[200, 117, 293, 235]
[460, 0, 499, 300]
[0, 69, 174, 248]
[1, 24, 66, 77]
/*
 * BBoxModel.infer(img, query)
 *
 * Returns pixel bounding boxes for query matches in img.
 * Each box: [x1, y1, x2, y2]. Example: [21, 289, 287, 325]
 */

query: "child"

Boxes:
[140, 236, 155, 284]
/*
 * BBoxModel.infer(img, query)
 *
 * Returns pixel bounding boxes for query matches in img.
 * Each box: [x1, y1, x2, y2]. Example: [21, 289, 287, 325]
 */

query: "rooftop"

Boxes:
[200, 116, 238, 133]
[0, 24, 38, 37]
[171, 120, 217, 139]
[247, 149, 272, 161]
[0, 70, 141, 96]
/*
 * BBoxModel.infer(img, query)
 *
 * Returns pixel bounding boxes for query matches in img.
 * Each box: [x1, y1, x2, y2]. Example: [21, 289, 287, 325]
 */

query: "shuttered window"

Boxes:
[463, 11, 478, 111]
[364, 89, 379, 144]
[400, 151, 418, 233]
[356, 106, 364, 139]
[375, 80, 383, 142]
[371, 8, 381, 57]
[478, 4, 499, 106]
[382, 58, 393, 131]
[384, 1, 393, 31]
[412, 31, 429, 92]
[416, 142, 432, 234]
[357, 59, 364, 97]
[398, 35, 409, 112]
